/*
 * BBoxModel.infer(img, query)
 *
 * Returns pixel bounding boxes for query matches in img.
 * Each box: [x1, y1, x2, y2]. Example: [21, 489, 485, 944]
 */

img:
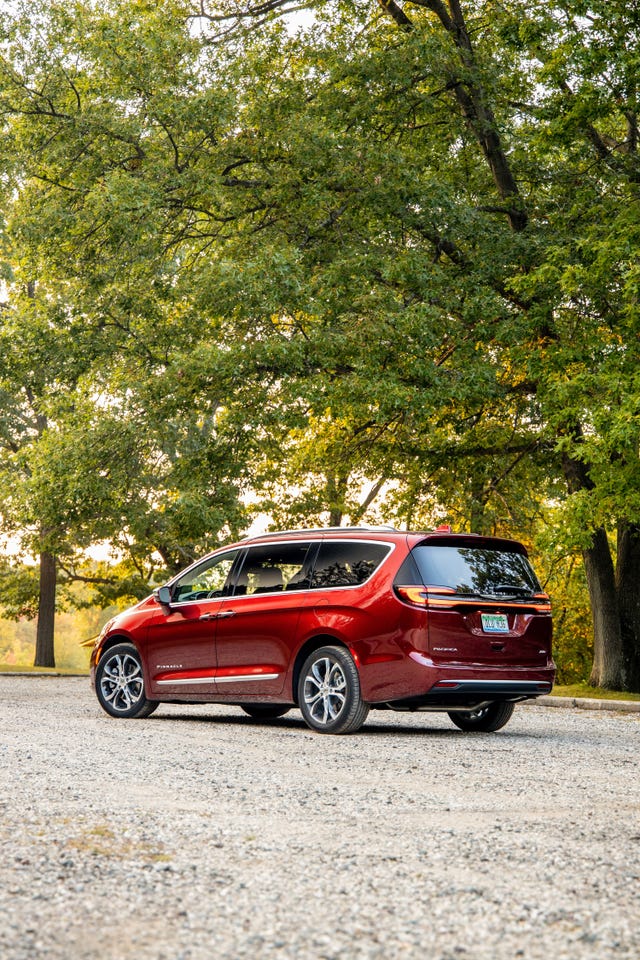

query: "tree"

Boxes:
[0, 0, 252, 663]
[209, 0, 640, 688]
[0, 271, 103, 666]
[0, 0, 638, 689]
[189, 0, 640, 687]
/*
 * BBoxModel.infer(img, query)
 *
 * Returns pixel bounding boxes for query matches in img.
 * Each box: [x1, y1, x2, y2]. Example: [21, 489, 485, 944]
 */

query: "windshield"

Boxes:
[410, 544, 541, 597]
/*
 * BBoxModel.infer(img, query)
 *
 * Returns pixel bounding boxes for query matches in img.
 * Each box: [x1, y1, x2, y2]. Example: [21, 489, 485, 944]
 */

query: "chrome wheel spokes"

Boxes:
[303, 656, 347, 725]
[298, 645, 368, 734]
[100, 652, 144, 713]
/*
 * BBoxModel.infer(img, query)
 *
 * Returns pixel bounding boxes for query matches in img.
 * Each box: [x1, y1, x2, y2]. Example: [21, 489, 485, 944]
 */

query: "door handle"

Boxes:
[199, 610, 236, 622]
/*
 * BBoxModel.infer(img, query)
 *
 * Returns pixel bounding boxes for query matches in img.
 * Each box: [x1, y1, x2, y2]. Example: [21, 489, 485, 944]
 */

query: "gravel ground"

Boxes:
[1, 677, 639, 960]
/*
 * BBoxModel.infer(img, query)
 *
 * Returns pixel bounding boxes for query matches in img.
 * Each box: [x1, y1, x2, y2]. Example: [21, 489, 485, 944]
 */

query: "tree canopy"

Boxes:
[0, 0, 638, 688]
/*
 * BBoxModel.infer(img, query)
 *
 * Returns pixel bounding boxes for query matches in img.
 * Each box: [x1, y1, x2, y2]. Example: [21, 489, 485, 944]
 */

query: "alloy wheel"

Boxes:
[99, 652, 144, 713]
[303, 656, 347, 726]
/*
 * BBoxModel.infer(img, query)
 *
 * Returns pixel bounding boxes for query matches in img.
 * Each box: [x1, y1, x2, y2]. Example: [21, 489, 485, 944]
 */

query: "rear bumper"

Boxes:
[360, 644, 555, 705]
[385, 678, 553, 710]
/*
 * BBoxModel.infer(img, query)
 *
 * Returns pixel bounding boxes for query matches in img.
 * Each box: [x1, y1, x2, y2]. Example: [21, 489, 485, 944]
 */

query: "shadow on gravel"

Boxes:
[145, 711, 540, 738]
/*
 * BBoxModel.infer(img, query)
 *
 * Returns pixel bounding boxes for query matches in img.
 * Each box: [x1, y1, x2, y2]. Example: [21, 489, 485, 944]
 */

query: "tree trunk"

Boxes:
[326, 472, 348, 527]
[469, 469, 490, 534]
[561, 446, 625, 689]
[34, 552, 56, 668]
[378, 0, 528, 232]
[582, 528, 625, 689]
[616, 521, 640, 691]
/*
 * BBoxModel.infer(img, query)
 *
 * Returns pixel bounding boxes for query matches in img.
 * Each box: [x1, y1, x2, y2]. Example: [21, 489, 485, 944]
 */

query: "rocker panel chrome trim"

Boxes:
[216, 673, 280, 684]
[156, 676, 217, 686]
[156, 673, 280, 686]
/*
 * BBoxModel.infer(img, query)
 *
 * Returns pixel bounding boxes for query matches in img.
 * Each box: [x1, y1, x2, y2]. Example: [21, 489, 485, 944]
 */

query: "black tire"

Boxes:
[95, 642, 159, 719]
[298, 645, 369, 734]
[240, 704, 291, 720]
[448, 701, 515, 732]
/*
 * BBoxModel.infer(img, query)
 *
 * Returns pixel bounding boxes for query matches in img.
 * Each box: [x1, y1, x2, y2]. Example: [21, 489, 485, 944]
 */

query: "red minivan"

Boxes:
[90, 527, 555, 734]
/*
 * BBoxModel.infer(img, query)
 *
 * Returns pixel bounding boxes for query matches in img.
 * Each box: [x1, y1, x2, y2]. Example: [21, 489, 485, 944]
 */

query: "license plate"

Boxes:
[481, 613, 509, 634]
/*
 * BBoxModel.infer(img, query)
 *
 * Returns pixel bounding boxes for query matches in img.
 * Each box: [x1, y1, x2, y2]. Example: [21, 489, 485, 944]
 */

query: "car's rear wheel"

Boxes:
[448, 701, 515, 732]
[298, 645, 369, 734]
[240, 704, 291, 720]
[95, 643, 159, 719]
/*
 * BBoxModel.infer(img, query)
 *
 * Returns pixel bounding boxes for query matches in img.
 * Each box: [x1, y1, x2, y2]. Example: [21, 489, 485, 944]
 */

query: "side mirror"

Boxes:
[156, 585, 172, 607]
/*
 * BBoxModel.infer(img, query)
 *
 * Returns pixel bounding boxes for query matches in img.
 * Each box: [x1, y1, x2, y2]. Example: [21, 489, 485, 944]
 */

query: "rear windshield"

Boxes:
[409, 544, 541, 598]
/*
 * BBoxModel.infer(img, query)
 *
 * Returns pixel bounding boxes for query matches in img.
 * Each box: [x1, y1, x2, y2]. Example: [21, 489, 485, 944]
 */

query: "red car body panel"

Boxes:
[91, 529, 555, 712]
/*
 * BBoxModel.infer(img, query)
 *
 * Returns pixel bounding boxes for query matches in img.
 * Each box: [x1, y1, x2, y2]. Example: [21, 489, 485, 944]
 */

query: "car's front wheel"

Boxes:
[448, 701, 514, 732]
[298, 645, 369, 734]
[95, 643, 159, 719]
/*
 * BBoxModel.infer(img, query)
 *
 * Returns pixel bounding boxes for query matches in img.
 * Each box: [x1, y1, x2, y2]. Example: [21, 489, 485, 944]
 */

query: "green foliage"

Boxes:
[537, 547, 594, 685]
[0, 583, 113, 671]
[0, 560, 40, 620]
[0, 0, 638, 681]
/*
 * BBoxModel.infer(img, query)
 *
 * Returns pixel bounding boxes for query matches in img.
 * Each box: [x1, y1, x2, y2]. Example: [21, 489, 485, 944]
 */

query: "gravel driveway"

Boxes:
[1, 676, 639, 960]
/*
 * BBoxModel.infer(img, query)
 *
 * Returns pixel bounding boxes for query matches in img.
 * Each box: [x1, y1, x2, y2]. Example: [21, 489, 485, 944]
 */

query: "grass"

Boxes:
[552, 683, 640, 702]
[66, 824, 172, 862]
[0, 663, 89, 675]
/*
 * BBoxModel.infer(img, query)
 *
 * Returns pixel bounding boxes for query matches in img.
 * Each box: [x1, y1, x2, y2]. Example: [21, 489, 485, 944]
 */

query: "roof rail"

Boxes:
[243, 525, 399, 541]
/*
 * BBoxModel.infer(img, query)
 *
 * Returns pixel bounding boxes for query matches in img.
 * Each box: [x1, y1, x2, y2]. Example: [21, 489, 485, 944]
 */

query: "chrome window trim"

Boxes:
[168, 539, 396, 606]
[306, 539, 395, 593]
[168, 547, 245, 607]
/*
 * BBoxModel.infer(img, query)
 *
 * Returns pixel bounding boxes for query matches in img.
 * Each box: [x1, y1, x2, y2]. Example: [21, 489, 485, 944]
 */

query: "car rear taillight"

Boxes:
[395, 585, 459, 607]
[395, 586, 429, 607]
[530, 592, 552, 612]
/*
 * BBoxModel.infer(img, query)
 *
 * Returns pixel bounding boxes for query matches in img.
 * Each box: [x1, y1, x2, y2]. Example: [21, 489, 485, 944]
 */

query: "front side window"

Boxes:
[172, 550, 241, 603]
[409, 544, 541, 597]
[310, 541, 392, 589]
[235, 542, 315, 596]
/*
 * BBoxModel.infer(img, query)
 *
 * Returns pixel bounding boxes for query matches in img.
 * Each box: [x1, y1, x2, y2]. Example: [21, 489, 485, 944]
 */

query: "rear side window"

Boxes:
[409, 544, 541, 597]
[310, 541, 391, 589]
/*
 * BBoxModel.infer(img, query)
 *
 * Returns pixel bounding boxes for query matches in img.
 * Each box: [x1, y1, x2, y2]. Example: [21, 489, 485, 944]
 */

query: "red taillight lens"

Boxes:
[531, 592, 552, 612]
[395, 586, 429, 607]
[395, 585, 458, 607]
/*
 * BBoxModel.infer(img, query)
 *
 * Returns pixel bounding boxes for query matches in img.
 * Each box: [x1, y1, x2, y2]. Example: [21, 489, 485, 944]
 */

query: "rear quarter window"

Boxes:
[311, 541, 392, 589]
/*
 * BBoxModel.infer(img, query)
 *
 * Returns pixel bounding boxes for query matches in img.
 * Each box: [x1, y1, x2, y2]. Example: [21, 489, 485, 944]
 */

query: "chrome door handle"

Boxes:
[199, 610, 236, 622]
